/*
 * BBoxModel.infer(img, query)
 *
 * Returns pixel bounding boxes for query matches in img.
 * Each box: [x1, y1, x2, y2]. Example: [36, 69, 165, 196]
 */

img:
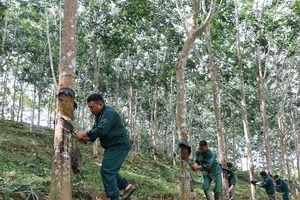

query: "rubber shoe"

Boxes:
[121, 184, 136, 200]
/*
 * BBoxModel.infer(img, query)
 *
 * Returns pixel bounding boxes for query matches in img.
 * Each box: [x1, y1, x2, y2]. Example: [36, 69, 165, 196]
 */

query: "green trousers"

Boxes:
[100, 146, 130, 200]
[282, 190, 290, 200]
[202, 172, 222, 194]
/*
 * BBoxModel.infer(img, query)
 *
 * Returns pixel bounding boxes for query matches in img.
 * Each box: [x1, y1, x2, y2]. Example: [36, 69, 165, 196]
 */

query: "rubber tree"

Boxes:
[49, 0, 77, 199]
[205, 25, 229, 199]
[176, 0, 216, 199]
[233, 0, 257, 198]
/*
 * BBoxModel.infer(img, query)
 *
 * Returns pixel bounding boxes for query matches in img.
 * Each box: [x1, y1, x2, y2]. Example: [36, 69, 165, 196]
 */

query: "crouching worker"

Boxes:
[274, 175, 290, 200]
[191, 140, 222, 200]
[227, 162, 236, 200]
[258, 171, 276, 200]
[75, 93, 136, 200]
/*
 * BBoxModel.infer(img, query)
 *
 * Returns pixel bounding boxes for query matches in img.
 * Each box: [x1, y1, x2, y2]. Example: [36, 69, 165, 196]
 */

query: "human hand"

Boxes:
[191, 164, 197, 171]
[191, 164, 203, 171]
[226, 190, 230, 196]
[75, 132, 89, 144]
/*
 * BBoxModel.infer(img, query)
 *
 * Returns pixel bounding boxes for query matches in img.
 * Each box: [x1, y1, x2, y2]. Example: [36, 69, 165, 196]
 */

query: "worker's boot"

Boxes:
[204, 190, 214, 200]
[214, 193, 221, 200]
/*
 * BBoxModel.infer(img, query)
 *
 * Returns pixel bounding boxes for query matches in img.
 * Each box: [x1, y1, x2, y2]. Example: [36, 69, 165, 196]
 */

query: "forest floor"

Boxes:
[0, 119, 276, 200]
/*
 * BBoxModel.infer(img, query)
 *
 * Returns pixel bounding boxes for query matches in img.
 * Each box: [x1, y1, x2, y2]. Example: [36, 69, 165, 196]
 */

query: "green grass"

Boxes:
[0, 119, 274, 199]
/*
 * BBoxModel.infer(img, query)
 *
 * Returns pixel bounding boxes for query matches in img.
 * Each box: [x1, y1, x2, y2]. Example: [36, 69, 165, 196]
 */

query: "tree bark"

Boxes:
[1, 58, 9, 119]
[233, 0, 257, 198]
[292, 111, 299, 199]
[255, 45, 273, 174]
[11, 56, 20, 123]
[0, 0, 9, 72]
[126, 47, 134, 141]
[92, 28, 100, 155]
[152, 51, 160, 161]
[45, 0, 58, 90]
[176, 1, 216, 199]
[49, 0, 77, 199]
[132, 90, 138, 151]
[115, 68, 120, 110]
[17, 82, 26, 123]
[30, 87, 37, 132]
[205, 25, 229, 199]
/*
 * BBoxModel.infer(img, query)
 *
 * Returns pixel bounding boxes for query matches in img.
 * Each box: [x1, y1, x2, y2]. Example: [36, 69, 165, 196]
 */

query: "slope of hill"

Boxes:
[0, 119, 268, 199]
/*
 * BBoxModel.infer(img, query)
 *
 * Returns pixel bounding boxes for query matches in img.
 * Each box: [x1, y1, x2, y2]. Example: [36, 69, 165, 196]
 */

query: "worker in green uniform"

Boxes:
[273, 175, 290, 200]
[227, 162, 236, 200]
[191, 140, 222, 200]
[75, 93, 136, 200]
[258, 171, 276, 200]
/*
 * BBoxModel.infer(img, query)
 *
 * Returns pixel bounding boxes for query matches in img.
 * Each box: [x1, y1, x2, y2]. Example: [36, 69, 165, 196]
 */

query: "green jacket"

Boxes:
[275, 178, 289, 192]
[228, 170, 236, 187]
[259, 175, 275, 195]
[86, 105, 130, 150]
[195, 148, 221, 177]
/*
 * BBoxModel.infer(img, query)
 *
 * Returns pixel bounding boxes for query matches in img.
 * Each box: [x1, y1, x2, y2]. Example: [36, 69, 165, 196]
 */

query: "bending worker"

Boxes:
[227, 162, 236, 200]
[75, 93, 136, 200]
[258, 171, 276, 200]
[274, 175, 290, 200]
[191, 140, 222, 200]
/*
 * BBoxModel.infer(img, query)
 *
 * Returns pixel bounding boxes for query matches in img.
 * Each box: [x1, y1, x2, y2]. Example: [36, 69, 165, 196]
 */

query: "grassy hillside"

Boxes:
[0, 119, 270, 200]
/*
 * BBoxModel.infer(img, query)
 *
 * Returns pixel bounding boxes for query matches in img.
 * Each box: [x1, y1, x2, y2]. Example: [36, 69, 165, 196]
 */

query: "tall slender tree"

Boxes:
[49, 0, 77, 199]
[176, 0, 216, 198]
[233, 0, 257, 198]
[205, 24, 229, 199]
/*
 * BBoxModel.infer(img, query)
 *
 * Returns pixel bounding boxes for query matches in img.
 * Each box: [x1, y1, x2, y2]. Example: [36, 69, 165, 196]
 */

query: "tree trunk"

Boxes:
[176, 1, 216, 198]
[81, 68, 88, 131]
[205, 25, 229, 199]
[152, 51, 160, 162]
[233, 0, 257, 198]
[45, 0, 58, 90]
[131, 91, 138, 151]
[30, 87, 36, 132]
[278, 110, 286, 177]
[255, 45, 273, 174]
[11, 56, 20, 123]
[47, 90, 55, 128]
[292, 111, 299, 199]
[92, 35, 100, 155]
[0, 0, 9, 71]
[17, 82, 26, 123]
[187, 88, 196, 158]
[91, 10, 100, 156]
[49, 0, 77, 199]
[37, 85, 42, 127]
[1, 63, 9, 119]
[115, 68, 120, 110]
[172, 117, 177, 166]
[128, 86, 133, 138]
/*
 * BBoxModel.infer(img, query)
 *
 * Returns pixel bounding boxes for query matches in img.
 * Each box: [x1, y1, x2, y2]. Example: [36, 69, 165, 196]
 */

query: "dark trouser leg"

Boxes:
[100, 148, 129, 200]
[282, 191, 290, 200]
[214, 193, 221, 200]
[116, 173, 129, 190]
[268, 194, 276, 200]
